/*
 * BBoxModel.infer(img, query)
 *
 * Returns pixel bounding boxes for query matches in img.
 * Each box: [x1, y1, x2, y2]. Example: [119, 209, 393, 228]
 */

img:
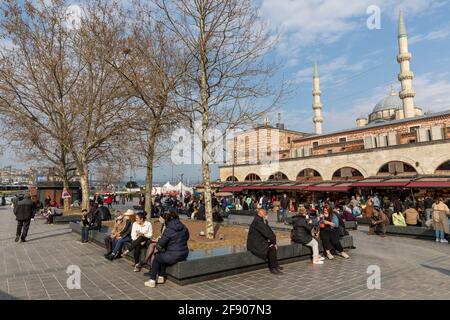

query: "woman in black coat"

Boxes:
[292, 208, 324, 264]
[144, 209, 189, 288]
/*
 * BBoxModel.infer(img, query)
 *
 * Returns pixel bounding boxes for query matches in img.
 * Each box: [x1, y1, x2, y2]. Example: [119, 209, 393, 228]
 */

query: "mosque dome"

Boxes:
[368, 86, 402, 124]
[372, 94, 402, 113]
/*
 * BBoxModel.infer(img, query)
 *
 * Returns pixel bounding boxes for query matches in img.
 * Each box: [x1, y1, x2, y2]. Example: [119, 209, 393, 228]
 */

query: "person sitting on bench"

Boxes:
[144, 209, 189, 288]
[292, 207, 325, 265]
[121, 211, 152, 272]
[106, 210, 134, 260]
[247, 208, 284, 275]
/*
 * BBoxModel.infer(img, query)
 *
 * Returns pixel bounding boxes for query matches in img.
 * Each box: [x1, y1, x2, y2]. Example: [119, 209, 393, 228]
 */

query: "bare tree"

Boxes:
[0, 0, 84, 211]
[0, 0, 137, 210]
[156, 0, 282, 239]
[106, 2, 188, 215]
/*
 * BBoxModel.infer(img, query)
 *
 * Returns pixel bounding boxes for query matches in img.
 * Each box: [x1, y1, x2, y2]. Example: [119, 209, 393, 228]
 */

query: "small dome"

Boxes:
[372, 94, 402, 113]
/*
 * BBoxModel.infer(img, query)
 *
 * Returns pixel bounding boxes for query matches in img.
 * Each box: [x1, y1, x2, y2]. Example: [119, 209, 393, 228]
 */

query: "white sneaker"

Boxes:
[319, 256, 325, 261]
[144, 280, 156, 288]
[436, 238, 440, 242]
[313, 259, 324, 265]
[157, 276, 165, 284]
[440, 239, 448, 243]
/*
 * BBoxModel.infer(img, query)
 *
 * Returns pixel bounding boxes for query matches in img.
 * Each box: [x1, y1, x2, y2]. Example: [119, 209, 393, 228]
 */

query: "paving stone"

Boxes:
[1, 206, 450, 300]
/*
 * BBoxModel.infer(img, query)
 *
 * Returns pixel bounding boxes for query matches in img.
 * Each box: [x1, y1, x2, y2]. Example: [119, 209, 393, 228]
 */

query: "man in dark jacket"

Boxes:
[95, 201, 111, 221]
[278, 194, 289, 223]
[247, 209, 283, 275]
[13, 194, 35, 242]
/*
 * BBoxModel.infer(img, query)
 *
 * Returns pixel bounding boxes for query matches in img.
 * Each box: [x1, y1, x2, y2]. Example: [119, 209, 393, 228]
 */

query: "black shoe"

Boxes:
[270, 268, 283, 275]
[15, 236, 20, 242]
[277, 266, 284, 271]
[20, 238, 26, 243]
[104, 253, 111, 259]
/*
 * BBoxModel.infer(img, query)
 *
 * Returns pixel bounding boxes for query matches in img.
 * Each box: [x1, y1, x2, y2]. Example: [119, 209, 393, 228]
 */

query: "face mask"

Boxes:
[305, 214, 309, 219]
[159, 217, 165, 224]
[324, 213, 329, 218]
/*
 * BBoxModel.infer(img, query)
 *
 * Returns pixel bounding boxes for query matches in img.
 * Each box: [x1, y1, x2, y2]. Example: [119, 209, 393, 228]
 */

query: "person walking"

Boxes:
[432, 198, 449, 243]
[247, 208, 283, 275]
[278, 194, 289, 223]
[13, 194, 35, 243]
[424, 194, 434, 221]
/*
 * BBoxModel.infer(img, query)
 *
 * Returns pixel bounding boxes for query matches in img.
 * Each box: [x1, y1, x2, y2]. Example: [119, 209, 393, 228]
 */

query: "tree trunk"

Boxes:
[79, 171, 90, 211]
[199, 9, 214, 239]
[62, 176, 71, 214]
[144, 133, 156, 220]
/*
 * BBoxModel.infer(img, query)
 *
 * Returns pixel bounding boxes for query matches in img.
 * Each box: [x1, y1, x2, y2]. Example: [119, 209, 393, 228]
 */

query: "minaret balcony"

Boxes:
[399, 89, 416, 99]
[398, 71, 414, 81]
[313, 117, 323, 123]
[312, 104, 322, 109]
[397, 52, 412, 63]
[312, 89, 321, 95]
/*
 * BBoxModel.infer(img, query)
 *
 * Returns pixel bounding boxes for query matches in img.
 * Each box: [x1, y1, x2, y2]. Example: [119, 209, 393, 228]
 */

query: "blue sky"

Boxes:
[2, 0, 450, 183]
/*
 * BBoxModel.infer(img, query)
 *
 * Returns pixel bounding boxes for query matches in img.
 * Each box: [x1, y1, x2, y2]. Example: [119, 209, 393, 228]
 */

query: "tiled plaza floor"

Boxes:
[0, 206, 448, 300]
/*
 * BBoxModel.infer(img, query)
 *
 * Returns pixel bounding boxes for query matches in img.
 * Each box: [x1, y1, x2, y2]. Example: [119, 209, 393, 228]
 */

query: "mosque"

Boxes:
[219, 11, 450, 190]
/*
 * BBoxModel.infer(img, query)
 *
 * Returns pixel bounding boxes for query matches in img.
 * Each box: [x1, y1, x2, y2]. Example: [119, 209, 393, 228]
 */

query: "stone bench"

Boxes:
[70, 222, 354, 285]
[54, 215, 81, 224]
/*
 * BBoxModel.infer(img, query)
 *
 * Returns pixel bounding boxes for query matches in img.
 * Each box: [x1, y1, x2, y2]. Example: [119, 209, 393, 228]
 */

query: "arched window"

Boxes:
[332, 167, 364, 180]
[244, 173, 261, 181]
[377, 161, 417, 176]
[226, 176, 238, 182]
[435, 160, 450, 173]
[268, 172, 288, 181]
[297, 169, 322, 181]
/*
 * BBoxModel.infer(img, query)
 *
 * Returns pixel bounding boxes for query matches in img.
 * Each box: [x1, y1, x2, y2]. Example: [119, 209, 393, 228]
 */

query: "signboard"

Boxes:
[62, 188, 71, 199]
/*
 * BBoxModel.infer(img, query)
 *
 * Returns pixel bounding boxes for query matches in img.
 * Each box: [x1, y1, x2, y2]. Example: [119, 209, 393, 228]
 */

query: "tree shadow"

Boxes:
[26, 230, 72, 242]
[421, 264, 450, 276]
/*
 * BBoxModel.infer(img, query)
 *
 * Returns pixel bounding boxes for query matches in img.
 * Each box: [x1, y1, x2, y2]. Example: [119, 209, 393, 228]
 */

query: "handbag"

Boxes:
[425, 218, 433, 228]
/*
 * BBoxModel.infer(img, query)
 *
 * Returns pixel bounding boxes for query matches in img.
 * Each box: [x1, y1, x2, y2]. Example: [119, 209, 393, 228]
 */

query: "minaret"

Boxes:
[312, 62, 323, 134]
[397, 10, 416, 118]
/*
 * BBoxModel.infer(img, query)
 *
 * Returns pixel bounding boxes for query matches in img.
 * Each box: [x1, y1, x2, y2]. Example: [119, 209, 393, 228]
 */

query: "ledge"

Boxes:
[70, 222, 354, 285]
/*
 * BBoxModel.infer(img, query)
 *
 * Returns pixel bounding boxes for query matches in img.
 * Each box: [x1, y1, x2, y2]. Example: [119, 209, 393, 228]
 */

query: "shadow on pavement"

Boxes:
[26, 230, 73, 242]
[421, 264, 450, 276]
[0, 290, 17, 300]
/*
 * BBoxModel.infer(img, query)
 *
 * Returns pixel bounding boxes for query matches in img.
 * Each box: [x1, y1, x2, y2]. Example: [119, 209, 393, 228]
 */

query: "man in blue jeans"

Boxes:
[278, 194, 289, 223]
[81, 208, 102, 243]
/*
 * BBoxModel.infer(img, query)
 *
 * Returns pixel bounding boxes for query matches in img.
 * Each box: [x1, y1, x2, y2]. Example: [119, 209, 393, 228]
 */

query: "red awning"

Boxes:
[221, 186, 244, 192]
[407, 181, 450, 188]
[351, 181, 410, 187]
[306, 185, 351, 192]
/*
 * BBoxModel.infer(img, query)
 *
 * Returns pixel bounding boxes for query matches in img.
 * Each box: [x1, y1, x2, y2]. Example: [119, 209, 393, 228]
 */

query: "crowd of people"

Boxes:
[86, 207, 189, 288]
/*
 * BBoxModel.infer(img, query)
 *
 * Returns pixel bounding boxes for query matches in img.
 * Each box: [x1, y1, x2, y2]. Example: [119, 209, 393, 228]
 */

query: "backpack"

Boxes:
[392, 212, 406, 227]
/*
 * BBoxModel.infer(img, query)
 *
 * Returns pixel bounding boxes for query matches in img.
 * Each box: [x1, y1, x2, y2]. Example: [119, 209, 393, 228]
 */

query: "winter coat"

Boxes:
[119, 220, 133, 238]
[392, 212, 406, 227]
[156, 218, 189, 263]
[432, 201, 450, 233]
[291, 215, 313, 245]
[247, 215, 277, 260]
[96, 206, 111, 221]
[14, 198, 35, 221]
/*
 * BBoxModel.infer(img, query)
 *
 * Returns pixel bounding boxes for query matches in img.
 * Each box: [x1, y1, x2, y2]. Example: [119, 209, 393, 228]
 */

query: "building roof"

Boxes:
[293, 109, 450, 143]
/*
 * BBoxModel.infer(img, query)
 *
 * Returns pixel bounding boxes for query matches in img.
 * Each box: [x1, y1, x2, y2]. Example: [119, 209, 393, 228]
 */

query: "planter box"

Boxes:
[70, 222, 354, 285]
